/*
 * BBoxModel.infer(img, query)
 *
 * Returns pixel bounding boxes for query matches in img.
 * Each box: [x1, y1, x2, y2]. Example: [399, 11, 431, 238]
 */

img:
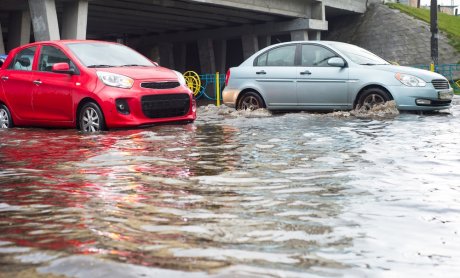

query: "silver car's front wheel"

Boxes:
[237, 92, 265, 110]
[0, 104, 13, 129]
[357, 88, 391, 110]
[79, 102, 106, 132]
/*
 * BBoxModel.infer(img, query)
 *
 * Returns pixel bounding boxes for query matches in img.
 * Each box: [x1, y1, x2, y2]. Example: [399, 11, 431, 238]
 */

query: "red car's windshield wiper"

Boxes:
[119, 64, 149, 67]
[87, 64, 115, 68]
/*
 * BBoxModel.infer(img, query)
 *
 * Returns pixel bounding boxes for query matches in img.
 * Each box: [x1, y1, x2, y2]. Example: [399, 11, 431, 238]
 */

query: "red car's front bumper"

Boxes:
[95, 85, 197, 129]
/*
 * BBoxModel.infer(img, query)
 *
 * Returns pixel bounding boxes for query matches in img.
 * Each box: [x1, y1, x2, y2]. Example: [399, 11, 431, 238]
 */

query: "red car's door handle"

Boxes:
[33, 80, 42, 85]
[1, 76, 8, 81]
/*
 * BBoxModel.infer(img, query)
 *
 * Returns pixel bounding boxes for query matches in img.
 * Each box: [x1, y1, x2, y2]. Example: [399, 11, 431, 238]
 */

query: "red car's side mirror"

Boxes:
[52, 62, 75, 74]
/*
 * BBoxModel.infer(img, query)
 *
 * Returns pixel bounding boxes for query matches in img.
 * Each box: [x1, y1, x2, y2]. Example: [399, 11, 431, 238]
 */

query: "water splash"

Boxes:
[328, 100, 400, 118]
[197, 104, 272, 119]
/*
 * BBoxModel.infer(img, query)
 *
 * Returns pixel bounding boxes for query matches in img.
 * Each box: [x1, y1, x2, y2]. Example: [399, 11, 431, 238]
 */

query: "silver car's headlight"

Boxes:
[173, 70, 186, 86]
[395, 73, 426, 87]
[97, 71, 134, 89]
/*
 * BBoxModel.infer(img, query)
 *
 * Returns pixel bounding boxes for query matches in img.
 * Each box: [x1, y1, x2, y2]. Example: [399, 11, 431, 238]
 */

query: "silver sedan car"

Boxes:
[223, 41, 453, 111]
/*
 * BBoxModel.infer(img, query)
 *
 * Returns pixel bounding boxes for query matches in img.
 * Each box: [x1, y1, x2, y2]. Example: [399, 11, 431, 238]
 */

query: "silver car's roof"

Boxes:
[239, 40, 353, 67]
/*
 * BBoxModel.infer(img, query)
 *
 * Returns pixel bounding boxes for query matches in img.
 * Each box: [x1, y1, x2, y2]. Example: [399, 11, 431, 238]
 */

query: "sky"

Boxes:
[420, 0, 460, 6]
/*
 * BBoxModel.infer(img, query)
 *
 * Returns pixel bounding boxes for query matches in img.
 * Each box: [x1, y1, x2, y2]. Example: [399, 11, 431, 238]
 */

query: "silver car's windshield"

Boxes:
[66, 42, 155, 68]
[332, 43, 389, 65]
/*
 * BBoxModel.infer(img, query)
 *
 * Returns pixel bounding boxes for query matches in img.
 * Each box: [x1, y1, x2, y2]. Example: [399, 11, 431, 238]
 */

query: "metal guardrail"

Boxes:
[184, 71, 225, 105]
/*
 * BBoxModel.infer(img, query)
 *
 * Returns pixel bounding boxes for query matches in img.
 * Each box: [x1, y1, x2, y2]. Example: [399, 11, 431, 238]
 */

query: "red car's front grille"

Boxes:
[141, 82, 180, 90]
[141, 94, 190, 118]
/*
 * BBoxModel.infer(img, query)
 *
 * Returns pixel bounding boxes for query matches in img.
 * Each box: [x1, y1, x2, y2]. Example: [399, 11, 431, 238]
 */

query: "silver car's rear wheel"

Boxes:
[357, 88, 391, 110]
[237, 92, 265, 110]
[0, 104, 13, 128]
[79, 102, 106, 132]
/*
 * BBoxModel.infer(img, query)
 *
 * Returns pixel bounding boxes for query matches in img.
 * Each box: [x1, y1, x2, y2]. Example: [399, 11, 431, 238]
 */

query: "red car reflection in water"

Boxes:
[0, 40, 196, 132]
[0, 124, 241, 263]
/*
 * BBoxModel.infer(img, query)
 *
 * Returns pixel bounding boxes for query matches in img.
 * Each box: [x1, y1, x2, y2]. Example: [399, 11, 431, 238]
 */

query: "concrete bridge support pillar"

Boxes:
[291, 30, 309, 41]
[173, 43, 187, 73]
[214, 39, 227, 74]
[242, 34, 258, 60]
[62, 0, 88, 39]
[29, 0, 60, 41]
[159, 43, 175, 69]
[308, 31, 321, 41]
[198, 38, 216, 74]
[258, 35, 271, 49]
[7, 11, 31, 51]
[0, 22, 5, 54]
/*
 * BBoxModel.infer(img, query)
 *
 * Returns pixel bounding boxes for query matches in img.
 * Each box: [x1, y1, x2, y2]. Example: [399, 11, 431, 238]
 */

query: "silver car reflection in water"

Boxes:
[223, 41, 453, 111]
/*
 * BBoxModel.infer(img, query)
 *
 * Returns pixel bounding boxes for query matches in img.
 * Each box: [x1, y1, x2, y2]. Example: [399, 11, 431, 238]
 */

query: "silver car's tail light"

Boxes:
[225, 69, 231, 86]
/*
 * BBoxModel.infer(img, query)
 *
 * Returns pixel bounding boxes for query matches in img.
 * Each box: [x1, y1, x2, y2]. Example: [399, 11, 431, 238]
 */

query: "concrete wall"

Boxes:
[326, 3, 460, 66]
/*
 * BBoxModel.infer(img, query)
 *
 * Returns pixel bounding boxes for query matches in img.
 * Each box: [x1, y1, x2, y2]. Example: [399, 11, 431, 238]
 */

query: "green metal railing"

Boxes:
[411, 64, 460, 90]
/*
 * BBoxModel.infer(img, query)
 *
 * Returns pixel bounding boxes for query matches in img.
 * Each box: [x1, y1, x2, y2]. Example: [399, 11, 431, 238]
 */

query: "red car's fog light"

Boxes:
[116, 99, 130, 115]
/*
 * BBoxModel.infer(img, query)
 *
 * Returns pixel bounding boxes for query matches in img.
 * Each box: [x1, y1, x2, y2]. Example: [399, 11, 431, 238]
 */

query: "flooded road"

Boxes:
[1, 99, 460, 277]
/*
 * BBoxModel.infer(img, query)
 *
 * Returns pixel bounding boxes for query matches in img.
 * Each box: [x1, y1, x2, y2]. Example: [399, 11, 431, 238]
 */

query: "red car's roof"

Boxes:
[16, 40, 119, 49]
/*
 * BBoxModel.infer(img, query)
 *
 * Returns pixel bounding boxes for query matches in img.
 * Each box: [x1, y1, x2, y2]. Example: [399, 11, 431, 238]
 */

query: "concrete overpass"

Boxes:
[0, 0, 367, 73]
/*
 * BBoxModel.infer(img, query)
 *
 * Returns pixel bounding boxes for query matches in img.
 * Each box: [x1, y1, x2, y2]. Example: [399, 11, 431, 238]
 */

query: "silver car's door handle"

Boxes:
[33, 80, 42, 85]
[256, 70, 266, 75]
[300, 70, 312, 75]
[1, 76, 8, 81]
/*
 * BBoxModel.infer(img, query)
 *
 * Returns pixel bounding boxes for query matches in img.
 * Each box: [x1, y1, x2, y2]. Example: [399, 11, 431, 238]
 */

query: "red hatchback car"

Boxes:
[0, 40, 196, 132]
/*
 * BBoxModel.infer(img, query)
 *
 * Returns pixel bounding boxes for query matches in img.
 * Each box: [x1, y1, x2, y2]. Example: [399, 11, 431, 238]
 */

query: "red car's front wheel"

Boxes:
[0, 104, 13, 129]
[79, 102, 106, 132]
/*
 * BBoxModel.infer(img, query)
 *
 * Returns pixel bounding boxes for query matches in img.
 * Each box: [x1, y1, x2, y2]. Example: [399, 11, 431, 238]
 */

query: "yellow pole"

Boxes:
[216, 72, 221, 106]
[430, 62, 435, 72]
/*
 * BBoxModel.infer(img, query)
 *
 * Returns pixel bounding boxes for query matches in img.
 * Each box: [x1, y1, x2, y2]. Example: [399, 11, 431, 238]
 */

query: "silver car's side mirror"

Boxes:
[327, 57, 346, 67]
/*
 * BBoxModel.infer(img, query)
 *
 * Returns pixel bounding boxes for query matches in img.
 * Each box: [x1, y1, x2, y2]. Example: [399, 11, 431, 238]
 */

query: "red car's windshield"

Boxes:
[66, 42, 155, 68]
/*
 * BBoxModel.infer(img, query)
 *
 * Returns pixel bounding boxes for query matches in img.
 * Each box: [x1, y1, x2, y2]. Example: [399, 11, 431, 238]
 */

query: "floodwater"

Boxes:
[1, 99, 460, 278]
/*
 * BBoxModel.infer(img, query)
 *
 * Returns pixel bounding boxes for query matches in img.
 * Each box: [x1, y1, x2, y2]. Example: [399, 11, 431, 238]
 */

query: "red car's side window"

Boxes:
[38, 45, 77, 73]
[7, 47, 36, 71]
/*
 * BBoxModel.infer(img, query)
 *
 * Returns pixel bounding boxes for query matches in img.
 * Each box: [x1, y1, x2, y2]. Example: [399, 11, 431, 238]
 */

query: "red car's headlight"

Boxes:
[97, 71, 134, 89]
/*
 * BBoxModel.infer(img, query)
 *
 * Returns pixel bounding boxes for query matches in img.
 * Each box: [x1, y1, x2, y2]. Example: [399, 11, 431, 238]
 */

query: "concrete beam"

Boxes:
[62, 0, 88, 39]
[29, 0, 60, 41]
[7, 11, 31, 51]
[89, 5, 228, 28]
[139, 18, 328, 45]
[0, 22, 5, 54]
[0, 0, 28, 10]
[189, 0, 314, 18]
[90, 0, 256, 25]
[312, 2, 326, 20]
[322, 0, 367, 14]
